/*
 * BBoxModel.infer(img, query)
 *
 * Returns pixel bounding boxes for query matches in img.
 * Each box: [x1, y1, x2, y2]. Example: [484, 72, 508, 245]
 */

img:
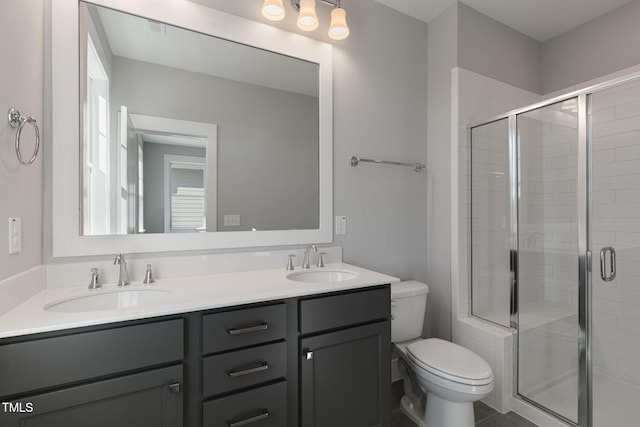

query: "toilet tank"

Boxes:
[391, 281, 429, 342]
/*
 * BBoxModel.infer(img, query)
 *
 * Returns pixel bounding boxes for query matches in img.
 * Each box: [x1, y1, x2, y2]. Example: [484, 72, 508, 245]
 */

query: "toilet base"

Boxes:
[400, 395, 424, 426]
[401, 393, 475, 427]
[423, 393, 474, 427]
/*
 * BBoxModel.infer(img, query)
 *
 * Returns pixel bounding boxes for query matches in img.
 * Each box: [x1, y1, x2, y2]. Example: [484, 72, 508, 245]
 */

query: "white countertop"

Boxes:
[0, 263, 399, 339]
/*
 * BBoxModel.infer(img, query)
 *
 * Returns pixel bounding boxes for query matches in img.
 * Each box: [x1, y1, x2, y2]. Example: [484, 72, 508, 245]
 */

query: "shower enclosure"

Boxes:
[470, 74, 640, 427]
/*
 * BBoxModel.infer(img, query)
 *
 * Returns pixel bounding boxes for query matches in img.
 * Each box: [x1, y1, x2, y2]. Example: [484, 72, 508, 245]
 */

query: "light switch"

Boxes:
[335, 215, 347, 235]
[8, 218, 22, 254]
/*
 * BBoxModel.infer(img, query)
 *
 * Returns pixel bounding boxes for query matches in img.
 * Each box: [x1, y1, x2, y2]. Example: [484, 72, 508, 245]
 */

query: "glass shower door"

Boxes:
[516, 99, 581, 424]
[470, 118, 511, 327]
[590, 81, 640, 427]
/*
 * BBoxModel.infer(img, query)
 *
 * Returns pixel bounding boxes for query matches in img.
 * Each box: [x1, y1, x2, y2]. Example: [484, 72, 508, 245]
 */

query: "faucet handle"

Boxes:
[114, 253, 130, 287]
[317, 252, 326, 268]
[143, 264, 155, 284]
[286, 254, 296, 271]
[88, 267, 101, 289]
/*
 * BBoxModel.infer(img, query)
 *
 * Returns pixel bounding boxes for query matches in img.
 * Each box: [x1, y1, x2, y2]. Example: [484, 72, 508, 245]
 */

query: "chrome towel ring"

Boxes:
[7, 107, 40, 166]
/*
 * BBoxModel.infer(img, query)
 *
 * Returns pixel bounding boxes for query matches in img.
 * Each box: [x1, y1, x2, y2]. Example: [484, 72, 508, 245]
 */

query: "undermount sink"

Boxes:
[286, 269, 358, 283]
[44, 288, 171, 313]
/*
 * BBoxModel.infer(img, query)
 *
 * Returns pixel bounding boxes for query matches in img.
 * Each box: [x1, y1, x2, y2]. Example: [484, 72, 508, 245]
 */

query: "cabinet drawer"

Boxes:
[203, 341, 286, 397]
[203, 381, 286, 427]
[299, 286, 390, 335]
[202, 304, 286, 354]
[0, 319, 183, 397]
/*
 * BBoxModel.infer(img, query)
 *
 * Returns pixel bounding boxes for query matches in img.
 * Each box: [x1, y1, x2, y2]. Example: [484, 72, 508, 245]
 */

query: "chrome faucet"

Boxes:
[114, 253, 130, 286]
[302, 244, 318, 269]
[88, 267, 101, 289]
[143, 264, 155, 285]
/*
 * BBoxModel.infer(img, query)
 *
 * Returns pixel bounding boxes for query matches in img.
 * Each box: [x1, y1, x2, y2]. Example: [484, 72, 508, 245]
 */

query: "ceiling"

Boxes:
[372, 0, 634, 42]
[94, 4, 319, 97]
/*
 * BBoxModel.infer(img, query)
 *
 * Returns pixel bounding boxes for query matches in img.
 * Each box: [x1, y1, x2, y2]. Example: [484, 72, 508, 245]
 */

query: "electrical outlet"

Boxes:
[8, 218, 22, 254]
[224, 214, 240, 227]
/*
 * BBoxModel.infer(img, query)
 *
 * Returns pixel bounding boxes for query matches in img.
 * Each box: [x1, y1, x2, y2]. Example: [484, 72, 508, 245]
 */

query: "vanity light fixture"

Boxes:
[297, 0, 319, 31]
[327, 3, 349, 40]
[261, 0, 349, 40]
[262, 0, 286, 21]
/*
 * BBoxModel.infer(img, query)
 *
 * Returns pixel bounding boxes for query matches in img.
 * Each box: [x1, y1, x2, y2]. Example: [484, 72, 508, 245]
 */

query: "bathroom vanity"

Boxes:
[0, 264, 394, 427]
[6, 0, 397, 423]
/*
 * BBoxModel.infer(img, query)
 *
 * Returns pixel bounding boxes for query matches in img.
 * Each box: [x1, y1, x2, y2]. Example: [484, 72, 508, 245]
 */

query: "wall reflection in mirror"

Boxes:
[80, 2, 320, 236]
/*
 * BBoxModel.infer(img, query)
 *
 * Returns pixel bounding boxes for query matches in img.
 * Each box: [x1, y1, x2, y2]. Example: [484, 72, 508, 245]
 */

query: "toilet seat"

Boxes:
[392, 339, 422, 358]
[407, 338, 493, 386]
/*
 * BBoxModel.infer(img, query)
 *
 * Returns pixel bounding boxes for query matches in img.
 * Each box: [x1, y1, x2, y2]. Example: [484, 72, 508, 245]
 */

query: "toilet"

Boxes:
[391, 281, 494, 427]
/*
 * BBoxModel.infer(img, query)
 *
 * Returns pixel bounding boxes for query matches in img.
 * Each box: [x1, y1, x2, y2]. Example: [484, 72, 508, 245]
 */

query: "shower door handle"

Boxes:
[600, 246, 616, 282]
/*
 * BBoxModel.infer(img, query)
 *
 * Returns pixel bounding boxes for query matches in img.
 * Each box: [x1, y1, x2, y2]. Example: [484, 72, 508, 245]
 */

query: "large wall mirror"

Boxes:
[51, 0, 333, 257]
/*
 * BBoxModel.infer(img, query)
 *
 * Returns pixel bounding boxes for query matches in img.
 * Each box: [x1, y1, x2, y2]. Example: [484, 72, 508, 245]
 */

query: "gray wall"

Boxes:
[194, 1, 430, 287]
[330, 1, 428, 287]
[0, 0, 44, 281]
[111, 56, 319, 233]
[143, 143, 206, 234]
[542, 0, 640, 94]
[425, 2, 541, 339]
[426, 3, 458, 340]
[458, 3, 541, 94]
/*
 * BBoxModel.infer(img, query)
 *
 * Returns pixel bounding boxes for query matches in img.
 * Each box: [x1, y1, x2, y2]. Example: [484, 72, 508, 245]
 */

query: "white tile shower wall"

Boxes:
[452, 67, 540, 412]
[591, 78, 640, 388]
[469, 120, 511, 325]
[515, 115, 547, 310]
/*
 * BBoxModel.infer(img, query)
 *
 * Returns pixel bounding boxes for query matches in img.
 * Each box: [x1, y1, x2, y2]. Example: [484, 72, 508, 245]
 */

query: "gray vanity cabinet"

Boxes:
[1, 365, 183, 427]
[201, 303, 288, 427]
[0, 318, 184, 427]
[299, 286, 391, 427]
[0, 285, 391, 427]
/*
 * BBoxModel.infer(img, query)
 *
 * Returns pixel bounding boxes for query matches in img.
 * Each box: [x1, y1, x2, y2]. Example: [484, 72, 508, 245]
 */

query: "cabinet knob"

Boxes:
[168, 382, 181, 393]
[304, 349, 314, 360]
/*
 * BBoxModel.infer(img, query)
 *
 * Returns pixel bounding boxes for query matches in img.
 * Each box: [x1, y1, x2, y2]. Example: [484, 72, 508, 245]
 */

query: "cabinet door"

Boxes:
[0, 365, 183, 427]
[300, 322, 390, 427]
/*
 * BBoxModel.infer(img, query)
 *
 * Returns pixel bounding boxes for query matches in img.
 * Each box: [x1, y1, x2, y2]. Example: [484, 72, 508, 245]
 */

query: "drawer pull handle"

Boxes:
[227, 323, 269, 335]
[228, 410, 270, 427]
[227, 362, 269, 378]
[168, 382, 181, 393]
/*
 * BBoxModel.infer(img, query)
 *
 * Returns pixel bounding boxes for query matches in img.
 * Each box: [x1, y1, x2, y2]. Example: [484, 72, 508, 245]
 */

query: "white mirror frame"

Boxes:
[51, 0, 333, 258]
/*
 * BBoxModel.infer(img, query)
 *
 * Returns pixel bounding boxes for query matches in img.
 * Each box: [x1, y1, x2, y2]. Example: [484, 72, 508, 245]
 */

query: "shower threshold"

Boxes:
[529, 370, 640, 426]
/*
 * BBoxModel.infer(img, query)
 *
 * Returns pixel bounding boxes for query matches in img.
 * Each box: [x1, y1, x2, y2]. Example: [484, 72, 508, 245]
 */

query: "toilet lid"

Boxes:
[407, 338, 493, 385]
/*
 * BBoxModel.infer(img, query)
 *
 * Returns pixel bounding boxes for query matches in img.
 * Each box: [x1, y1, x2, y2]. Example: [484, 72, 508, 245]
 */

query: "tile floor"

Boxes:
[391, 381, 538, 427]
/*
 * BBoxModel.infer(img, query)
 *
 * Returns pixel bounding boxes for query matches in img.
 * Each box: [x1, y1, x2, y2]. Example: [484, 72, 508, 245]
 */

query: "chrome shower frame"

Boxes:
[469, 70, 640, 427]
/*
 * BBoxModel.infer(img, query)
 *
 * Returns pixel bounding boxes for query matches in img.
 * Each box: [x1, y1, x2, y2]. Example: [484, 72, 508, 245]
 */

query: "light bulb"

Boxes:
[328, 7, 349, 40]
[297, 0, 319, 31]
[262, 0, 285, 21]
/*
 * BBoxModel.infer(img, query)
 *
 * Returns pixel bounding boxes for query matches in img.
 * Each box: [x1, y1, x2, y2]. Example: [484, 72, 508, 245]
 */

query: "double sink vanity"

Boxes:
[2, 0, 400, 424]
[0, 263, 397, 427]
